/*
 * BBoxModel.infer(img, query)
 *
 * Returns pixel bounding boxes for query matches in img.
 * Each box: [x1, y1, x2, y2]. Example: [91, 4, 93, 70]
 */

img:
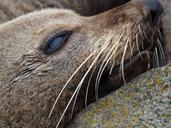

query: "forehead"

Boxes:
[0, 9, 83, 67]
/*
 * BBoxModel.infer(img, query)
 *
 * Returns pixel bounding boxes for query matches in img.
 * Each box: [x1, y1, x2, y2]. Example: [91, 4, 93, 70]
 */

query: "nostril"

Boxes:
[144, 0, 163, 26]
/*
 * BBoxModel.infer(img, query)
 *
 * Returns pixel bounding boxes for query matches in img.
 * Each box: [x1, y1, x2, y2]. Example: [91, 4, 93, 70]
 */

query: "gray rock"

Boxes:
[69, 65, 171, 128]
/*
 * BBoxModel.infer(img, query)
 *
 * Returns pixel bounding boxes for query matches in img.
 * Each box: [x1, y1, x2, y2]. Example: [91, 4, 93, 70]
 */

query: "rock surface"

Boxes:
[69, 65, 171, 128]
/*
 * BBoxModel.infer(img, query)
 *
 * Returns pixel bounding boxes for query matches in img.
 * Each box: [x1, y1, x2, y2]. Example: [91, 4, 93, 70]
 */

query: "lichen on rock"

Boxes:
[69, 65, 171, 128]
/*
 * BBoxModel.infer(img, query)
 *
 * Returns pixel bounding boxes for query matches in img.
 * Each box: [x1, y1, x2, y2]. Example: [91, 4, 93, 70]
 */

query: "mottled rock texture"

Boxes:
[69, 65, 171, 128]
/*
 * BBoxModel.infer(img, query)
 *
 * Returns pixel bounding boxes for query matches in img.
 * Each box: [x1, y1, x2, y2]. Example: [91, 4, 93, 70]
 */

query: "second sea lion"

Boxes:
[0, 0, 130, 23]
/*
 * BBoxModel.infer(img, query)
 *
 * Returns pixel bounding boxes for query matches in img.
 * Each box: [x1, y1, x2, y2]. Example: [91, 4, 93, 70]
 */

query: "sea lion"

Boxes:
[0, 0, 130, 23]
[0, 0, 164, 128]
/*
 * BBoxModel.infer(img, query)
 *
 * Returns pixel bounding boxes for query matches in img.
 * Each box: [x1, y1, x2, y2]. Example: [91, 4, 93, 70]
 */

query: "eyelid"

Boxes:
[43, 30, 73, 55]
[47, 30, 73, 43]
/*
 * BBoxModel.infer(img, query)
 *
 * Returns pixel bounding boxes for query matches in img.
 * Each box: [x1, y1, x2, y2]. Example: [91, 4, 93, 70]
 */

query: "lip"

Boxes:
[98, 50, 153, 98]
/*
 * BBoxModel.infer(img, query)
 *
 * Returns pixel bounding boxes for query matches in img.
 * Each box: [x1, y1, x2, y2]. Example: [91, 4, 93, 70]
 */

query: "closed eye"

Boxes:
[43, 31, 73, 55]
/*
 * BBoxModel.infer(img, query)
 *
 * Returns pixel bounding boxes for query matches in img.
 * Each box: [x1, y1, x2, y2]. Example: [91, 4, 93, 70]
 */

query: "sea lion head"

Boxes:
[0, 0, 165, 127]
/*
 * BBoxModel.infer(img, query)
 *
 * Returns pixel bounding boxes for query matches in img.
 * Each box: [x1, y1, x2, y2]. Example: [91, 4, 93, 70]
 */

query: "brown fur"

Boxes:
[0, 0, 161, 128]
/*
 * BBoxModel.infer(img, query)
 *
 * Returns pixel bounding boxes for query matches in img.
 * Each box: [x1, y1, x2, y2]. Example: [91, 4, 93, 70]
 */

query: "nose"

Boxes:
[144, 0, 163, 25]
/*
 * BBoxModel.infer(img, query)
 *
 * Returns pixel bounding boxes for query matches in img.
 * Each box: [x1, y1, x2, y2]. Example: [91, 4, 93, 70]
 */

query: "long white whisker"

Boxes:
[94, 26, 121, 88]
[121, 37, 129, 85]
[138, 24, 143, 37]
[84, 64, 97, 108]
[85, 53, 106, 108]
[153, 51, 156, 68]
[96, 41, 120, 91]
[130, 40, 135, 62]
[136, 33, 144, 60]
[146, 51, 151, 70]
[136, 33, 141, 54]
[109, 54, 116, 75]
[70, 33, 116, 118]
[56, 35, 113, 127]
[95, 43, 120, 100]
[155, 47, 159, 67]
[138, 24, 145, 46]
[142, 30, 150, 42]
[95, 30, 126, 100]
[153, 50, 157, 68]
[157, 38, 166, 65]
[48, 36, 105, 118]
[158, 29, 165, 42]
[139, 24, 146, 51]
[71, 47, 108, 116]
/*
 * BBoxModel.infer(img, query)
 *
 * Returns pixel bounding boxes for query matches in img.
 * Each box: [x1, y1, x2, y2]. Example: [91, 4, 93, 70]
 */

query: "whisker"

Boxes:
[145, 51, 151, 70]
[153, 50, 157, 68]
[121, 36, 129, 85]
[95, 41, 120, 100]
[158, 29, 165, 42]
[128, 30, 133, 57]
[84, 63, 97, 109]
[155, 47, 160, 67]
[94, 26, 121, 84]
[157, 38, 166, 65]
[84, 54, 106, 108]
[142, 30, 150, 42]
[136, 33, 141, 54]
[110, 26, 123, 75]
[48, 36, 106, 118]
[84, 32, 118, 108]
[56, 34, 113, 127]
[70, 33, 117, 118]
[136, 33, 144, 60]
[138, 24, 143, 38]
[95, 30, 126, 100]
[109, 54, 116, 75]
[130, 40, 135, 62]
[128, 31, 133, 62]
[139, 24, 147, 51]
